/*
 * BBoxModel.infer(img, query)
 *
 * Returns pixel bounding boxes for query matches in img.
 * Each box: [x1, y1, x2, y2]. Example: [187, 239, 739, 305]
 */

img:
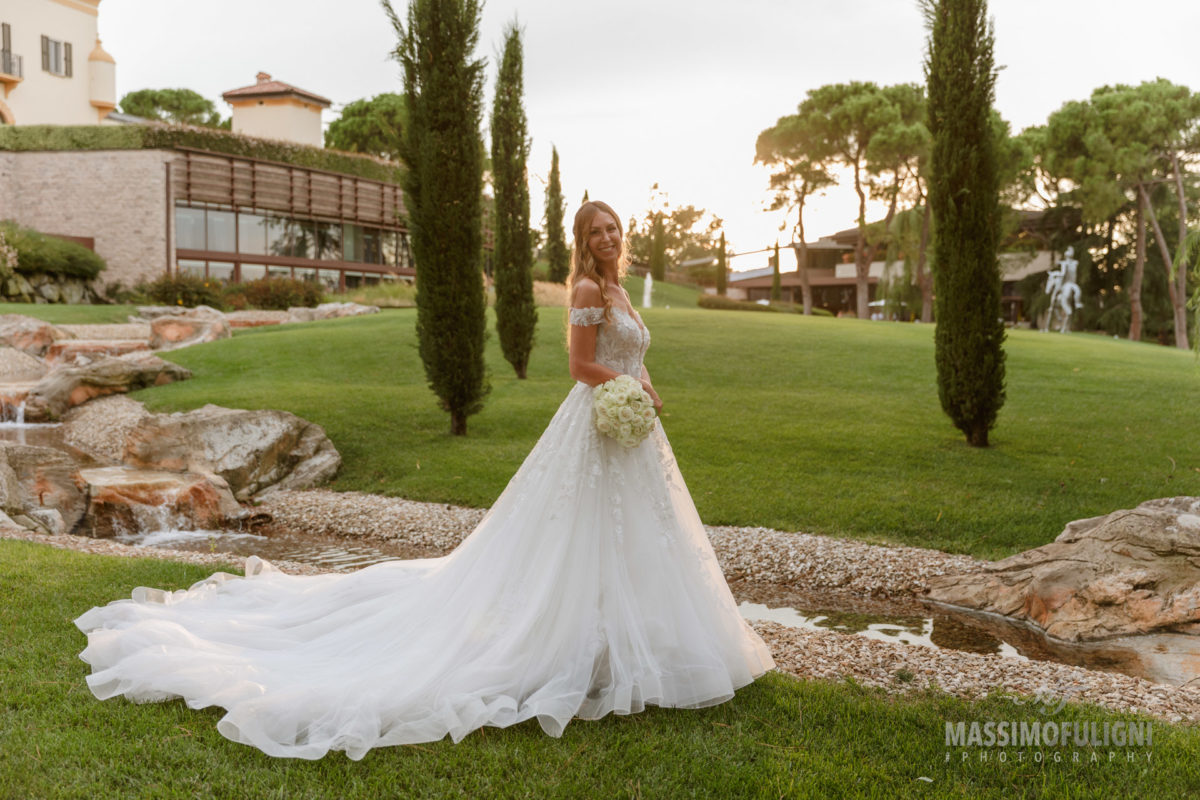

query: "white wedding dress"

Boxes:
[75, 305, 776, 760]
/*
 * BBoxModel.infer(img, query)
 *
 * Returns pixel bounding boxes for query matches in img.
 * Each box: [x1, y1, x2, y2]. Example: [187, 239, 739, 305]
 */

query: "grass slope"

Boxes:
[130, 307, 1199, 560]
[4, 541, 1197, 799]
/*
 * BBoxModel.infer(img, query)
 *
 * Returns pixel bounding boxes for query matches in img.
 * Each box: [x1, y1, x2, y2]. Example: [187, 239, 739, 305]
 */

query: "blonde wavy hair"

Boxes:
[567, 200, 629, 323]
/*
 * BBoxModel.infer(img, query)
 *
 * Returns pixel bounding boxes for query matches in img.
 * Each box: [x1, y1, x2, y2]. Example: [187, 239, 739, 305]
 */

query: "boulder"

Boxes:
[43, 339, 151, 367]
[60, 280, 87, 305]
[77, 466, 243, 538]
[149, 313, 231, 351]
[0, 347, 48, 382]
[287, 302, 379, 322]
[123, 404, 341, 500]
[0, 314, 71, 357]
[23, 353, 192, 422]
[61, 395, 152, 464]
[924, 497, 1200, 642]
[0, 441, 87, 534]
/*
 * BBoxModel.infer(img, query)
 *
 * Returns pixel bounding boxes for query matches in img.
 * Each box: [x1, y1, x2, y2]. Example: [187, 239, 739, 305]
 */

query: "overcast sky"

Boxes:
[98, 0, 1200, 271]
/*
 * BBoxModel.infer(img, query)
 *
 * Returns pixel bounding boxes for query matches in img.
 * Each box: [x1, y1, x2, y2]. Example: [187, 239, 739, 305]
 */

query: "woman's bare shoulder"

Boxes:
[571, 279, 603, 307]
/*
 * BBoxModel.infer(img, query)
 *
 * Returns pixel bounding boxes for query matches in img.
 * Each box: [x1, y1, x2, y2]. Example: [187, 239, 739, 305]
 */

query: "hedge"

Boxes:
[0, 123, 403, 184]
[0, 220, 106, 280]
[697, 295, 781, 312]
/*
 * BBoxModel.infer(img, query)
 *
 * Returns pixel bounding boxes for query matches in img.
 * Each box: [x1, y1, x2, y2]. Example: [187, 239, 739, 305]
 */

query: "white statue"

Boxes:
[642, 272, 653, 309]
[1042, 246, 1082, 334]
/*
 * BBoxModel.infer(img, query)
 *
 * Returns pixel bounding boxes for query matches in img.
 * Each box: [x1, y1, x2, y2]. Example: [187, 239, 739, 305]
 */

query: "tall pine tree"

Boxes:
[386, 0, 488, 435]
[649, 214, 666, 282]
[925, 0, 1006, 447]
[545, 146, 570, 284]
[490, 21, 536, 379]
[716, 232, 727, 296]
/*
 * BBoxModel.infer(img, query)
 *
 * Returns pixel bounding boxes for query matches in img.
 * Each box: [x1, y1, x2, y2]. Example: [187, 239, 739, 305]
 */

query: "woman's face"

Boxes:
[586, 211, 621, 269]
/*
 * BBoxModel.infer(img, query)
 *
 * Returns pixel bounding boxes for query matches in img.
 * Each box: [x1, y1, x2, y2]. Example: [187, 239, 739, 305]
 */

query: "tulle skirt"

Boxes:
[75, 383, 776, 760]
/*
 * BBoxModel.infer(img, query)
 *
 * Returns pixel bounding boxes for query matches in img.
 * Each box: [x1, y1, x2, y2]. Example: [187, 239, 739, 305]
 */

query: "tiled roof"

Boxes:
[222, 73, 331, 107]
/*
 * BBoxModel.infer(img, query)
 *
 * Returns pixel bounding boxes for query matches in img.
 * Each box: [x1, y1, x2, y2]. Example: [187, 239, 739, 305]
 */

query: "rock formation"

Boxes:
[925, 497, 1200, 642]
[123, 404, 341, 500]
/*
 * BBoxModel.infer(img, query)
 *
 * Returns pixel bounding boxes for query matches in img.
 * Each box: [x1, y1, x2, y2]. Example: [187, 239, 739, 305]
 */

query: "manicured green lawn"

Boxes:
[125, 305, 1199, 561]
[4, 540, 1196, 799]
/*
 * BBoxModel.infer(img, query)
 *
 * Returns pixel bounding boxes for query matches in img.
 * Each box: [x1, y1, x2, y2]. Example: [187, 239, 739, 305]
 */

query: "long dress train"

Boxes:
[74, 305, 775, 760]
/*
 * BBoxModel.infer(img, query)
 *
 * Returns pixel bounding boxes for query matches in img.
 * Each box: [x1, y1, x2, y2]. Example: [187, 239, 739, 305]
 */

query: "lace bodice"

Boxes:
[569, 306, 649, 378]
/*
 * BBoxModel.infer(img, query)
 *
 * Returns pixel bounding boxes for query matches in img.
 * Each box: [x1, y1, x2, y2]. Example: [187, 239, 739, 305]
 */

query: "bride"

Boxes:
[75, 200, 775, 760]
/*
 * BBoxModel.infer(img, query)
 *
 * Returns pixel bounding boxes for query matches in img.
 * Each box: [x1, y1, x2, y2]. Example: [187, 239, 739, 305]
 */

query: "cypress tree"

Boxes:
[490, 21, 536, 379]
[926, 0, 1006, 447]
[649, 214, 666, 282]
[386, 0, 488, 435]
[716, 232, 727, 296]
[545, 146, 569, 284]
[770, 242, 782, 301]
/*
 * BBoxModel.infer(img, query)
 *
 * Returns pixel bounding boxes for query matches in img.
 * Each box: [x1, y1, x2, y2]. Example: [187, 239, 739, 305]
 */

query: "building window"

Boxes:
[175, 207, 206, 250]
[208, 262, 235, 282]
[178, 260, 205, 278]
[240, 264, 267, 282]
[40, 36, 71, 77]
[316, 222, 341, 261]
[206, 210, 236, 253]
[238, 212, 268, 255]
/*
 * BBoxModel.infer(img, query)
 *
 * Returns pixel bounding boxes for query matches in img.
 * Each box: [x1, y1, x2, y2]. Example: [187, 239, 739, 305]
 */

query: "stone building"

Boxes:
[0, 0, 116, 126]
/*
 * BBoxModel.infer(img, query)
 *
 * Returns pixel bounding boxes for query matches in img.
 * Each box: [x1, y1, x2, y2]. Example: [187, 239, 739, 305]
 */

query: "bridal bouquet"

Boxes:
[593, 375, 657, 448]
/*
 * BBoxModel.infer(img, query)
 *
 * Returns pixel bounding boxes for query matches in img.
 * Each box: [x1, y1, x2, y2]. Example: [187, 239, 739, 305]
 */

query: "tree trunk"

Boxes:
[967, 423, 989, 448]
[917, 202, 934, 323]
[799, 243, 813, 315]
[1140, 183, 1185, 348]
[1129, 188, 1146, 342]
[1173, 153, 1190, 350]
[451, 411, 467, 436]
[796, 204, 813, 315]
[853, 161, 870, 319]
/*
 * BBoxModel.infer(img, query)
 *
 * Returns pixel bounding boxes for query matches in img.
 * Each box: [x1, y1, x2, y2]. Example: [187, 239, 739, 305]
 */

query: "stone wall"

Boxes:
[0, 149, 175, 290]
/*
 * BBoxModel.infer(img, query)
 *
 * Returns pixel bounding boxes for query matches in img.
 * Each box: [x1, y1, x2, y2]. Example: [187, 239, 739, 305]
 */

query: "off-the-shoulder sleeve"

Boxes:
[569, 306, 605, 326]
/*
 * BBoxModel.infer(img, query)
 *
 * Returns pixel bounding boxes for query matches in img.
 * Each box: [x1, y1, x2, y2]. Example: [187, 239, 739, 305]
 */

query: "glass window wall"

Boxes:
[208, 262, 235, 282]
[240, 264, 267, 282]
[175, 207, 206, 250]
[238, 212, 268, 255]
[206, 210, 236, 253]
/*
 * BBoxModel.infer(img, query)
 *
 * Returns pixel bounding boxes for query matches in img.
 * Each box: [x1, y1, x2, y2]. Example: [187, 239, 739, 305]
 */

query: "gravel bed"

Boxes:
[756, 620, 1200, 723]
[61, 394, 150, 463]
[57, 323, 151, 340]
[0, 525, 325, 576]
[258, 489, 984, 598]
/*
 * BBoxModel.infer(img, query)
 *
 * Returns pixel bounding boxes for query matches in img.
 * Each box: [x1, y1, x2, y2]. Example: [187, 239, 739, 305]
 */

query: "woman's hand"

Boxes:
[642, 379, 663, 412]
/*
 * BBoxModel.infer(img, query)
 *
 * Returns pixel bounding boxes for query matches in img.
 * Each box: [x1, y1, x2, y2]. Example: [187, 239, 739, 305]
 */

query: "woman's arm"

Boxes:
[568, 281, 621, 386]
[640, 365, 662, 411]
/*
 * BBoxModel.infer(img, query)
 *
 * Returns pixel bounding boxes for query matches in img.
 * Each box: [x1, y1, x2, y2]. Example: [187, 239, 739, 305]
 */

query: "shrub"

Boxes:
[697, 295, 780, 313]
[0, 124, 402, 184]
[233, 277, 322, 310]
[145, 273, 224, 308]
[0, 220, 106, 279]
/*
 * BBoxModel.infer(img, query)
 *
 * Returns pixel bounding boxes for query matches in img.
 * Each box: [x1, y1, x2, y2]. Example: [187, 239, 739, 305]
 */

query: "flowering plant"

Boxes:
[592, 374, 656, 448]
